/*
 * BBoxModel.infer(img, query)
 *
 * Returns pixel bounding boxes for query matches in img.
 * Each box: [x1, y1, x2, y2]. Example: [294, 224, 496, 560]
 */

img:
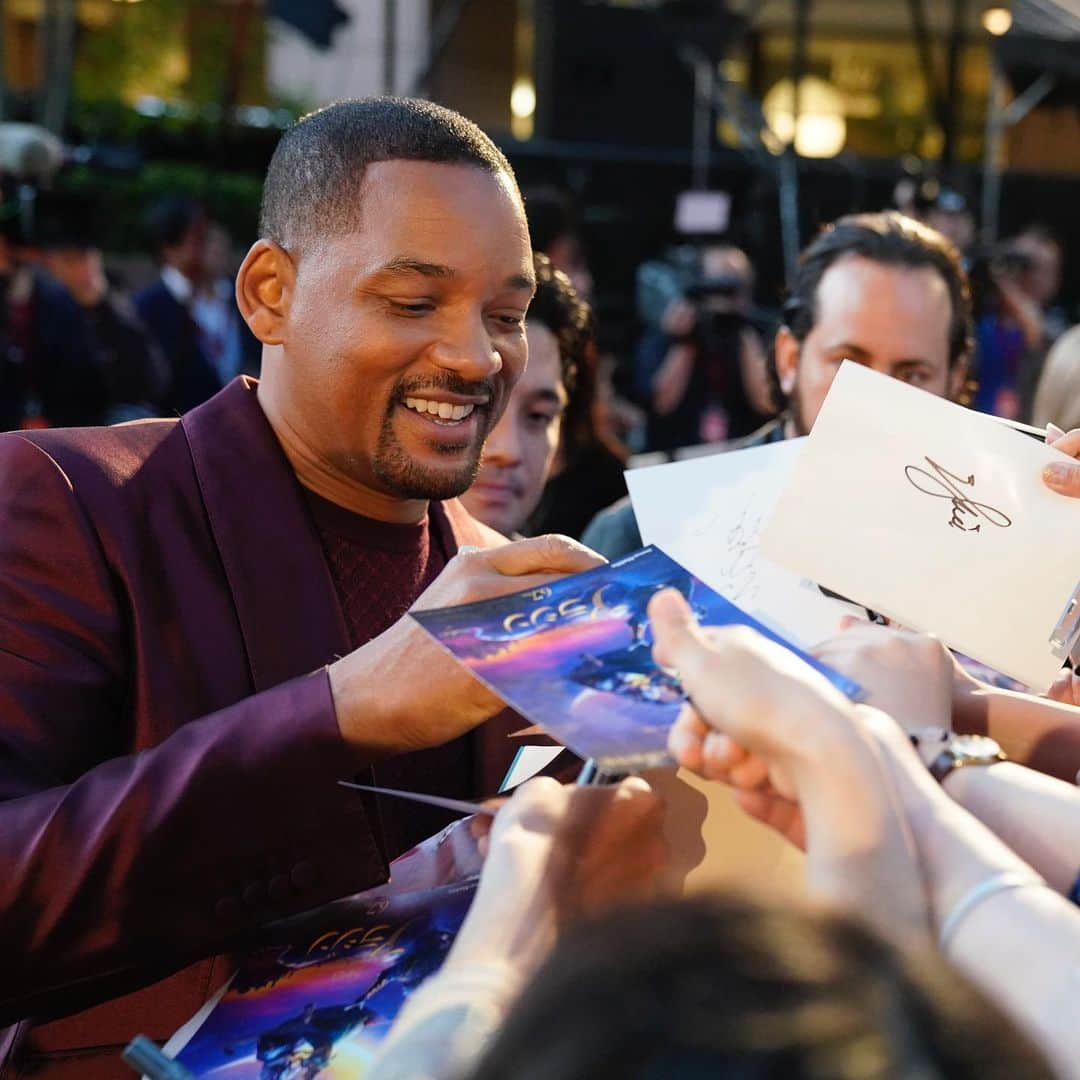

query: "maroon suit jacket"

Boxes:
[0, 377, 515, 1077]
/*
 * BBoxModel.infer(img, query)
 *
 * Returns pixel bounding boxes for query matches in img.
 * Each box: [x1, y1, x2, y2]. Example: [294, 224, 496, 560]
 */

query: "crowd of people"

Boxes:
[1, 96, 1080, 1078]
[0, 188, 257, 431]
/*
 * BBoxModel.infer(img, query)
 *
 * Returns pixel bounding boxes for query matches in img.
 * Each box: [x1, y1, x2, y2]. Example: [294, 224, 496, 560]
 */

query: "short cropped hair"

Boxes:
[771, 211, 973, 410]
[468, 895, 1050, 1080]
[259, 97, 517, 253]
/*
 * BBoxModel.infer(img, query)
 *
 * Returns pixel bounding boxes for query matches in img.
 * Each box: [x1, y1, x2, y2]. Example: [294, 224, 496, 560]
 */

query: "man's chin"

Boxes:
[374, 453, 482, 502]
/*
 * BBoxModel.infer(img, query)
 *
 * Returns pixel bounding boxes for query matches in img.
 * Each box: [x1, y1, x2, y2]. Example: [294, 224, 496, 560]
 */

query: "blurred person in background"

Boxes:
[1031, 324, 1080, 433]
[34, 191, 168, 422]
[462, 253, 627, 540]
[912, 180, 977, 264]
[523, 185, 593, 301]
[193, 220, 261, 385]
[460, 253, 573, 537]
[0, 190, 108, 430]
[635, 243, 774, 453]
[584, 212, 970, 558]
[971, 225, 1067, 420]
[135, 195, 225, 413]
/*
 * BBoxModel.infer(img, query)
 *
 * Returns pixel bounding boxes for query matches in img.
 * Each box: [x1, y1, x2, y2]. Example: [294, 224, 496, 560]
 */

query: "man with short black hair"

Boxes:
[0, 98, 598, 1076]
[583, 211, 973, 558]
[461, 253, 585, 537]
[135, 195, 225, 413]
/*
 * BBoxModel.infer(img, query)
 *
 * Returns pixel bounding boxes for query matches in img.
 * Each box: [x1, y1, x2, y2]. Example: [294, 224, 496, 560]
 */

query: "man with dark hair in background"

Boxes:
[33, 190, 169, 422]
[0, 191, 109, 430]
[462, 250, 627, 540]
[583, 211, 972, 558]
[0, 98, 599, 1077]
[135, 195, 226, 413]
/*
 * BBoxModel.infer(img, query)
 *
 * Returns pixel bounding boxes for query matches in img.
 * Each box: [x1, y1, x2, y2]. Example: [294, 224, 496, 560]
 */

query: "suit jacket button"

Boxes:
[214, 897, 241, 922]
[267, 873, 292, 905]
[291, 861, 317, 890]
[242, 881, 266, 907]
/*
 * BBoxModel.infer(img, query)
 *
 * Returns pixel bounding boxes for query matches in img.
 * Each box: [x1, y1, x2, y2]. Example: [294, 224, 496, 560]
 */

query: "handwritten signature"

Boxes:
[904, 457, 1012, 533]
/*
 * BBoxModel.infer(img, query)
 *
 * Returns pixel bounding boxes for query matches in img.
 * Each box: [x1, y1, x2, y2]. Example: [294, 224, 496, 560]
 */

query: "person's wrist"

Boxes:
[328, 624, 409, 756]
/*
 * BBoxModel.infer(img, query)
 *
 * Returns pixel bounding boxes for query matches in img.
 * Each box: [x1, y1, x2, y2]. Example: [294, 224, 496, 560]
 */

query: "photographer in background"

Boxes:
[970, 226, 1065, 420]
[634, 244, 774, 453]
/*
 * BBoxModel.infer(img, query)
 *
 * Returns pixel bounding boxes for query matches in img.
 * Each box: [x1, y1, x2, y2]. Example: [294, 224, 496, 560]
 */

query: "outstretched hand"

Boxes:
[1043, 424, 1080, 498]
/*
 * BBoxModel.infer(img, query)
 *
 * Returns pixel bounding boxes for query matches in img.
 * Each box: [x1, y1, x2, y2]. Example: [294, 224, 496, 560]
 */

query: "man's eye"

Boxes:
[390, 300, 434, 315]
[492, 313, 526, 329]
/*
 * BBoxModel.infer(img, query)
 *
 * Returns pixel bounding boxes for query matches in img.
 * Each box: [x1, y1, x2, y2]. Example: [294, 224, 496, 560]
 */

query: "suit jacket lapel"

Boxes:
[181, 377, 351, 693]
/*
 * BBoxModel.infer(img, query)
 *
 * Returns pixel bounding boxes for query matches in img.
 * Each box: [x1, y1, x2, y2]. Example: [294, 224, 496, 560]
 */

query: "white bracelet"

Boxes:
[939, 870, 1045, 951]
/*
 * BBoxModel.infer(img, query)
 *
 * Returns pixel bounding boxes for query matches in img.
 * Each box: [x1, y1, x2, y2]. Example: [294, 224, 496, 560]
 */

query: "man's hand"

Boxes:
[443, 776, 668, 981]
[1043, 424, 1080, 498]
[650, 589, 930, 941]
[330, 536, 605, 756]
[813, 620, 954, 739]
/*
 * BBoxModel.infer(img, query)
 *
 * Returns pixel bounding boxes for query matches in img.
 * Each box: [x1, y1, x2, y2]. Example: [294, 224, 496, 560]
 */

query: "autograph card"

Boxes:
[412, 546, 861, 772]
[760, 361, 1080, 690]
[627, 438, 851, 648]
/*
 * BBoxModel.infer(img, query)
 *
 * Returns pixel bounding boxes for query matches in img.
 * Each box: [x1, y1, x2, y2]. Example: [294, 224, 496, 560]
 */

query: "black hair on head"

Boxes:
[768, 210, 974, 412]
[144, 195, 205, 258]
[528, 252, 590, 397]
[259, 96, 518, 253]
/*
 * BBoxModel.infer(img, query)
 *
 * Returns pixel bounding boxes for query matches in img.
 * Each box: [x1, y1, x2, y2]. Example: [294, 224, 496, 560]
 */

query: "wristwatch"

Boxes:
[928, 734, 1007, 784]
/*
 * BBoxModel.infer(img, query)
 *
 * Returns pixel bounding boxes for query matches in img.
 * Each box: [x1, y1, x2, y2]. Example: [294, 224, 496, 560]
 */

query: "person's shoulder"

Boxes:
[726, 417, 785, 451]
[581, 496, 642, 560]
[1, 417, 182, 494]
[133, 277, 171, 313]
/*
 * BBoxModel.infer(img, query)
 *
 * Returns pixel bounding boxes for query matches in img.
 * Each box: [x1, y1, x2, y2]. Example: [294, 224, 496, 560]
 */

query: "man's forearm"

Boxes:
[0, 671, 386, 1025]
[943, 762, 1080, 892]
[954, 683, 1080, 782]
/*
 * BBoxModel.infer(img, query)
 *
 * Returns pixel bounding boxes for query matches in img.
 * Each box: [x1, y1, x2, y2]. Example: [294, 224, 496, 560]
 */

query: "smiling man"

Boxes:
[0, 99, 602, 1076]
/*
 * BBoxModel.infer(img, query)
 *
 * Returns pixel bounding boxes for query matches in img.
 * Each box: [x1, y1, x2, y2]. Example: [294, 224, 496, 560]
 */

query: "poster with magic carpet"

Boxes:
[413, 546, 862, 772]
[172, 877, 476, 1078]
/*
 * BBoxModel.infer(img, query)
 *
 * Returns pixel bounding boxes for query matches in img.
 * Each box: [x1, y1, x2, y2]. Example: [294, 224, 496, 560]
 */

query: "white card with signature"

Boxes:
[760, 361, 1080, 690]
[627, 439, 850, 648]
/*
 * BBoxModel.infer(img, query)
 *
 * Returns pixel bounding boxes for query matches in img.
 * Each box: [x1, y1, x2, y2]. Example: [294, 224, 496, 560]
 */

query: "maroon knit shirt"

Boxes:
[303, 488, 475, 859]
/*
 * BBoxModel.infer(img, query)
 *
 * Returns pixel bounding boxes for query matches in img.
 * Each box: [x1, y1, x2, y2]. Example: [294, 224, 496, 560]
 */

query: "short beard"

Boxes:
[372, 431, 485, 500]
[371, 374, 496, 501]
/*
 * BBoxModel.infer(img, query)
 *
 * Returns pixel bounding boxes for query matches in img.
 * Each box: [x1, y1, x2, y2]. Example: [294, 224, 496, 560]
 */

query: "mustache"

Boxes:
[394, 374, 497, 405]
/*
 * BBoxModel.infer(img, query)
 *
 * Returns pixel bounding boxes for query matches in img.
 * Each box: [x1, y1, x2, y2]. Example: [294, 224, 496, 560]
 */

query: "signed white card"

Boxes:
[760, 361, 1080, 690]
[627, 439, 850, 648]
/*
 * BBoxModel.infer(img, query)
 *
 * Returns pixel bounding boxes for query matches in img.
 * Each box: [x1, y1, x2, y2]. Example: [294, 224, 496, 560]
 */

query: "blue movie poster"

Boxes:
[174, 878, 476, 1078]
[413, 546, 861, 771]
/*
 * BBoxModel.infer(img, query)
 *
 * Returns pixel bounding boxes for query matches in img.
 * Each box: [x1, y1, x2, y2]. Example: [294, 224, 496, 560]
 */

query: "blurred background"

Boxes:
[1, 0, 1078, 442]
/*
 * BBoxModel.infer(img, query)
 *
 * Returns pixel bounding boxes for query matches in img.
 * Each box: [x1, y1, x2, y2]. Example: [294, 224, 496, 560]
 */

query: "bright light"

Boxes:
[982, 6, 1013, 35]
[762, 77, 847, 158]
[510, 78, 536, 120]
[982, 7, 1013, 34]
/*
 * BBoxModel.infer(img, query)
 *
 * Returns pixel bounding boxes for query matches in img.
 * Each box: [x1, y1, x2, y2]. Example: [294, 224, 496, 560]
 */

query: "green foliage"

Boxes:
[56, 161, 263, 252]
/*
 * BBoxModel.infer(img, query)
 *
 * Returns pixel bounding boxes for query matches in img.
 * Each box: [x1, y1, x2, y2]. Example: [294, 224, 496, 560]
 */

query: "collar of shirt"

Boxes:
[161, 265, 194, 306]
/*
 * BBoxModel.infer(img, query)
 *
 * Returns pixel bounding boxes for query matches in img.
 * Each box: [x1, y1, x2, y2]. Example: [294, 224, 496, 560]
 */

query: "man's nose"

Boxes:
[428, 314, 503, 382]
[482, 415, 523, 467]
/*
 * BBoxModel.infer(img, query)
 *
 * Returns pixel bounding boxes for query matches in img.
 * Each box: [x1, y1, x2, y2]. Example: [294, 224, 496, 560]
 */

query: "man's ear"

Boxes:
[774, 326, 800, 396]
[236, 239, 294, 346]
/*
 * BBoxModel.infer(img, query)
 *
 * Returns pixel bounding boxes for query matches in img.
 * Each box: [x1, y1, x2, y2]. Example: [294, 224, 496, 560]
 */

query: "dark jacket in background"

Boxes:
[134, 278, 223, 415]
[0, 269, 109, 431]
